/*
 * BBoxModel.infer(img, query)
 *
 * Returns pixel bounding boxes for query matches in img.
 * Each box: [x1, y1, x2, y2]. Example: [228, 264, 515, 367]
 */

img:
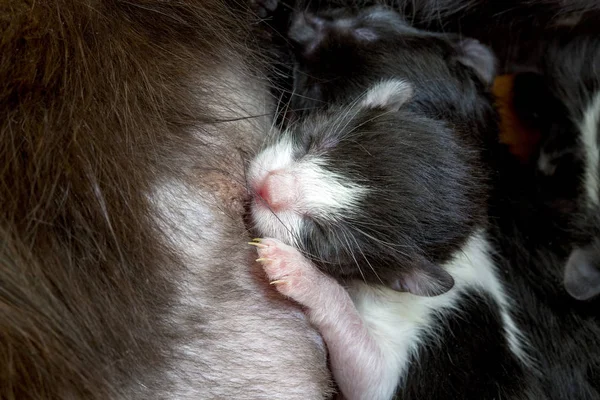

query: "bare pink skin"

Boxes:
[252, 238, 386, 400]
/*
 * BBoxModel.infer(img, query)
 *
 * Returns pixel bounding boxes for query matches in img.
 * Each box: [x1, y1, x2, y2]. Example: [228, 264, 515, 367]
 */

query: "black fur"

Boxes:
[509, 26, 600, 295]
[290, 0, 600, 71]
[287, 7, 495, 117]
[490, 29, 600, 399]
[399, 290, 543, 400]
[281, 7, 495, 295]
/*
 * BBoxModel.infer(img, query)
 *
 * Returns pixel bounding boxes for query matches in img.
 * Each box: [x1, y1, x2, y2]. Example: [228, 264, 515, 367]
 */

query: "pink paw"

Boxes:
[249, 238, 322, 306]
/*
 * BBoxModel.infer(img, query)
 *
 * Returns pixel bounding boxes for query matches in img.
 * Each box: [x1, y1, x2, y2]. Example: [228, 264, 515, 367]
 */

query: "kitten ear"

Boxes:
[564, 246, 600, 301]
[456, 39, 496, 86]
[390, 258, 455, 297]
[361, 79, 414, 111]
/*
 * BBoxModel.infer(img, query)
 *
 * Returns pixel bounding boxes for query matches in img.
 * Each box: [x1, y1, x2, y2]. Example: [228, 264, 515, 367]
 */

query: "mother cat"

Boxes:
[0, 1, 331, 399]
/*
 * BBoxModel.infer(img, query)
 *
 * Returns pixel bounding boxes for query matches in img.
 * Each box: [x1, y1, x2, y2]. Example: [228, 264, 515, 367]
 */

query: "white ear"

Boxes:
[361, 79, 413, 112]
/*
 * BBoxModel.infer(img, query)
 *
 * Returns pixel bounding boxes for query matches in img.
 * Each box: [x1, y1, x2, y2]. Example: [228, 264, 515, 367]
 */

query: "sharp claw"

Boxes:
[256, 257, 272, 263]
[248, 242, 267, 248]
[270, 279, 287, 285]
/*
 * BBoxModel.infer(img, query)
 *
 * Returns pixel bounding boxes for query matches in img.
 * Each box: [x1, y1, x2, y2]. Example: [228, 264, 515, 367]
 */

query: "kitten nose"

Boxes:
[255, 170, 297, 211]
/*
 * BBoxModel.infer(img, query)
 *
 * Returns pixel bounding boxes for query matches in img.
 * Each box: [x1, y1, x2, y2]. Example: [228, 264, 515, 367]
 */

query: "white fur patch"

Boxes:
[248, 134, 368, 246]
[248, 136, 297, 182]
[361, 79, 413, 111]
[248, 136, 304, 245]
[299, 158, 367, 217]
[347, 231, 530, 398]
[578, 90, 600, 207]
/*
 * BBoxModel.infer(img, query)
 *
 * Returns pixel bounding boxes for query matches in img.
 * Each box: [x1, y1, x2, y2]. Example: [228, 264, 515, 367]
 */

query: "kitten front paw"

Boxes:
[250, 238, 321, 305]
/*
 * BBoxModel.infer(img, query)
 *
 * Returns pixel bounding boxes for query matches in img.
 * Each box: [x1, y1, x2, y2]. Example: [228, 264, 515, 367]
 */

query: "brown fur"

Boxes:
[0, 1, 331, 399]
